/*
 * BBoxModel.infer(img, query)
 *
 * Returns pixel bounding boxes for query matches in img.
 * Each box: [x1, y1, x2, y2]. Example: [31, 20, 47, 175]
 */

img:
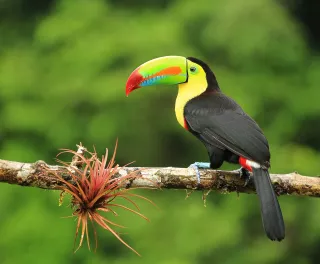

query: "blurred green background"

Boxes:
[1, 0, 320, 263]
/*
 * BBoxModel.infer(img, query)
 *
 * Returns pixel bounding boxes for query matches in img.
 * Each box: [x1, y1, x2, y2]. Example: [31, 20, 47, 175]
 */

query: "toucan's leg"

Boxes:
[189, 147, 224, 184]
[188, 162, 210, 184]
[232, 167, 251, 186]
[225, 152, 252, 187]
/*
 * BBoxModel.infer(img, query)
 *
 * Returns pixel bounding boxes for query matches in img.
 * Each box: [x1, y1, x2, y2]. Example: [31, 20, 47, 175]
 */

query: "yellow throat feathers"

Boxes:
[175, 62, 208, 128]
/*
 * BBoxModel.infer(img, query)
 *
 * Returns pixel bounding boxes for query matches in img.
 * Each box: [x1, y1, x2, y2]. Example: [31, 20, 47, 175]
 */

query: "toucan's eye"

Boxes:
[190, 66, 197, 73]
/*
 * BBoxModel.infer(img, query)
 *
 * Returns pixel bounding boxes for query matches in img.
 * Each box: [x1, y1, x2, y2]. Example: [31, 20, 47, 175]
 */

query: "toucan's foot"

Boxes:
[188, 162, 210, 184]
[233, 167, 251, 187]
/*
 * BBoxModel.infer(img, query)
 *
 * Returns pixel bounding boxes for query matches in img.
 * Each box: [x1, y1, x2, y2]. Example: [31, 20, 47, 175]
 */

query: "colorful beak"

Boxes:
[125, 56, 188, 96]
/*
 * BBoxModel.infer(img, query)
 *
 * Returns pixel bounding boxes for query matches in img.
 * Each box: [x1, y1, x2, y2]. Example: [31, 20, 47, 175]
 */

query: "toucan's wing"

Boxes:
[184, 93, 270, 165]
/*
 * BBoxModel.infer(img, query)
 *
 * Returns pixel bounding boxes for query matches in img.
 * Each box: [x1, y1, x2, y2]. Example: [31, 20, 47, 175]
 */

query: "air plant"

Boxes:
[52, 142, 156, 255]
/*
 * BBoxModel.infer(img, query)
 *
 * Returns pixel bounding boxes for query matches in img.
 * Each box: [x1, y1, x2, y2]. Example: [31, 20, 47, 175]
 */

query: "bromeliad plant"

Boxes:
[52, 142, 156, 255]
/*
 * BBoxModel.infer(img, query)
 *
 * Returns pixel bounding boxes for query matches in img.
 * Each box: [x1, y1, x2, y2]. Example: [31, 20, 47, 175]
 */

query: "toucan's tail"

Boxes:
[252, 168, 285, 241]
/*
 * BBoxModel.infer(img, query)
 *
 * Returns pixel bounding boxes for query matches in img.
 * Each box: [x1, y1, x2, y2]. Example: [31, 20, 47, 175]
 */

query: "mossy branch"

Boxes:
[0, 157, 319, 197]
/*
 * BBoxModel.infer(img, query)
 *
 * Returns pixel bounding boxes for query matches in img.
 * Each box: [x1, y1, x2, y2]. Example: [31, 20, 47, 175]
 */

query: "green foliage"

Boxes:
[0, 0, 320, 263]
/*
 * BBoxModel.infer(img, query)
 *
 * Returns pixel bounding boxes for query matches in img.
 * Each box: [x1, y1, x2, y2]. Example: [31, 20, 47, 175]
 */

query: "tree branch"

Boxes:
[0, 158, 319, 197]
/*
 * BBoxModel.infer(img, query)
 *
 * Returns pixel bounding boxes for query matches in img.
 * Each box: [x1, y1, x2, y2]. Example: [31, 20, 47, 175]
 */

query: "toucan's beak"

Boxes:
[125, 56, 188, 96]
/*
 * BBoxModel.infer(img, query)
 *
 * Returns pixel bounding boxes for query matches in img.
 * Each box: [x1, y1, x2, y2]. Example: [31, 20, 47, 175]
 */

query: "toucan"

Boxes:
[125, 56, 285, 241]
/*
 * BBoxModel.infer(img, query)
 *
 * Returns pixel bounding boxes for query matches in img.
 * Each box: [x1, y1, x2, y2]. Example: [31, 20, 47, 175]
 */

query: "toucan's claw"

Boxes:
[188, 162, 210, 184]
[233, 167, 251, 187]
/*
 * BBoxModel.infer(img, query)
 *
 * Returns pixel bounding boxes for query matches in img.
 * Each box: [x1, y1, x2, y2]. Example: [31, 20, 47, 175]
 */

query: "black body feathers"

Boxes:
[184, 90, 285, 241]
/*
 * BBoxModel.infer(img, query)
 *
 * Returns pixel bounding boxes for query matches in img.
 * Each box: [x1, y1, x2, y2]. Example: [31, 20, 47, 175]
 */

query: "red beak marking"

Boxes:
[126, 68, 144, 96]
